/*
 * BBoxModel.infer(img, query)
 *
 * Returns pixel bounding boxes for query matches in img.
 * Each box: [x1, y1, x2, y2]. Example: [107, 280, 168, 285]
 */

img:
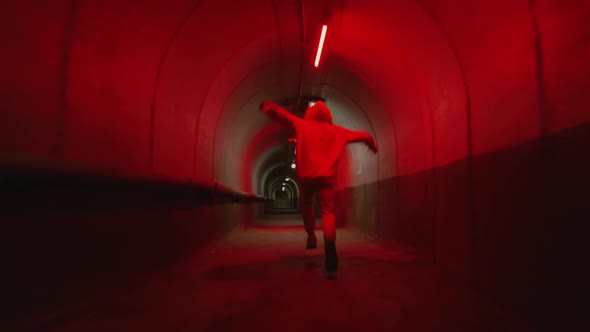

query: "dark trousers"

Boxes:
[299, 181, 336, 242]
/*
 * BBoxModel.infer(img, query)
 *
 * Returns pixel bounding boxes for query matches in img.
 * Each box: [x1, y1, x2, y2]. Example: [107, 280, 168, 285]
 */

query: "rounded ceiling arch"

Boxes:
[152, 0, 470, 190]
[151, 0, 281, 181]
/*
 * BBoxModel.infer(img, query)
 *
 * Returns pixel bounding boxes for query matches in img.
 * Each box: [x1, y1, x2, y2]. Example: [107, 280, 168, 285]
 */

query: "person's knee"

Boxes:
[320, 205, 335, 217]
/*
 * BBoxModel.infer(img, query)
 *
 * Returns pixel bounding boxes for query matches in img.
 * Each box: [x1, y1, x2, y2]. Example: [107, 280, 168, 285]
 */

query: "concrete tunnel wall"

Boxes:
[1, 0, 590, 329]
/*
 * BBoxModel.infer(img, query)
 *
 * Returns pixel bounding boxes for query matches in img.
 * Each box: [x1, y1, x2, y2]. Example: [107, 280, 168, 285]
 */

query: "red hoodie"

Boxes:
[262, 101, 377, 185]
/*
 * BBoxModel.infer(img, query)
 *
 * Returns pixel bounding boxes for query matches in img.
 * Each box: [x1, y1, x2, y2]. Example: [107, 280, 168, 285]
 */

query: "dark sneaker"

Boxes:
[324, 241, 339, 276]
[306, 233, 317, 249]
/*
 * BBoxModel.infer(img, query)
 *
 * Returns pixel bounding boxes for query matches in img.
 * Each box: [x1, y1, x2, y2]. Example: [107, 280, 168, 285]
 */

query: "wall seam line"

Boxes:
[55, 0, 80, 158]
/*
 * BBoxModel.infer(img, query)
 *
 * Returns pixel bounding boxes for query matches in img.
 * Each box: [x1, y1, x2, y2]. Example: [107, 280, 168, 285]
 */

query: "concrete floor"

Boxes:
[20, 218, 518, 332]
[252, 213, 321, 227]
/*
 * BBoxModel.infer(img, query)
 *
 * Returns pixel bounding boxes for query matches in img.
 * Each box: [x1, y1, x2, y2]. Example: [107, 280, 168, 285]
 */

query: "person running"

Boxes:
[260, 100, 378, 275]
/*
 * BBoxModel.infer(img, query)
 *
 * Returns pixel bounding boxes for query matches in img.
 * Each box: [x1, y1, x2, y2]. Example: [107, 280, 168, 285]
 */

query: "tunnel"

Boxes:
[1, 0, 589, 331]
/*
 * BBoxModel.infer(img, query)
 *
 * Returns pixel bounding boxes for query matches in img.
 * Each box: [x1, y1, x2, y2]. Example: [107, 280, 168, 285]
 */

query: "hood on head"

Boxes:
[304, 101, 333, 124]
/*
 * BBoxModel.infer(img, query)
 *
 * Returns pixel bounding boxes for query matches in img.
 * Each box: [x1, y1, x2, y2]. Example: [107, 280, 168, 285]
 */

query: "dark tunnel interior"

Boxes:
[1, 0, 589, 331]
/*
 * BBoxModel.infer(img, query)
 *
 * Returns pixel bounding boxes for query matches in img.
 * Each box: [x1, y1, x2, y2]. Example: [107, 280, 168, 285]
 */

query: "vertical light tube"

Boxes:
[314, 25, 328, 68]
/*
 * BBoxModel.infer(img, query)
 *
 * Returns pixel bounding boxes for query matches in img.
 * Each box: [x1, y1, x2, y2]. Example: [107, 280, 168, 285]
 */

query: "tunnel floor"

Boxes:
[22, 219, 516, 332]
[253, 213, 322, 227]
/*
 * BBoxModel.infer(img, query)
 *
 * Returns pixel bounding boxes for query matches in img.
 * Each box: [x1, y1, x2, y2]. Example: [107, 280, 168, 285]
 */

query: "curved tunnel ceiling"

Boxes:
[1, 0, 589, 196]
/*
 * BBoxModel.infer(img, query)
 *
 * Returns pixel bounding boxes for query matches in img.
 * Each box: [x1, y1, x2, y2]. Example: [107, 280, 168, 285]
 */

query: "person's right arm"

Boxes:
[260, 101, 302, 128]
[344, 129, 378, 153]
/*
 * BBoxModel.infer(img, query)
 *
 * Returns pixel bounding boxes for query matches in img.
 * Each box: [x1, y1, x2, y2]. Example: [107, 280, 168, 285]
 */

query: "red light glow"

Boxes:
[314, 25, 328, 68]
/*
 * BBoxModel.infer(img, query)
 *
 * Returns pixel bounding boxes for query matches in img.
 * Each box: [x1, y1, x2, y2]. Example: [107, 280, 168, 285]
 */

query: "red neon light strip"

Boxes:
[314, 25, 328, 68]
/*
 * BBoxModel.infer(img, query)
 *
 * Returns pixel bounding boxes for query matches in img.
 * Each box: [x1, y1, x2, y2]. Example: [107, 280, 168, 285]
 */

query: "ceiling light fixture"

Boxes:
[314, 25, 328, 68]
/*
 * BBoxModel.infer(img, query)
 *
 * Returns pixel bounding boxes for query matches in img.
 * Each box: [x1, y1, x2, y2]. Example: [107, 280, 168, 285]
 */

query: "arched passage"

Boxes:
[1, 1, 589, 330]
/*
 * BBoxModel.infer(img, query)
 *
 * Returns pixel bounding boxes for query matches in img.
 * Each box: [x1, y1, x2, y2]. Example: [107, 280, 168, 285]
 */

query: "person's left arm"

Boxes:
[340, 127, 378, 153]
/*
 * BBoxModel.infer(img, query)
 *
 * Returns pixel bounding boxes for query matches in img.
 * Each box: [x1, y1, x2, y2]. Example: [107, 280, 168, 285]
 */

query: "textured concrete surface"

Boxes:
[16, 219, 519, 332]
[347, 123, 590, 331]
[253, 213, 321, 228]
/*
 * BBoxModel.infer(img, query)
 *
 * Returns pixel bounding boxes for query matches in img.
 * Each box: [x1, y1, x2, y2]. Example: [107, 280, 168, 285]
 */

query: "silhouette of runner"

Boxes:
[260, 100, 378, 275]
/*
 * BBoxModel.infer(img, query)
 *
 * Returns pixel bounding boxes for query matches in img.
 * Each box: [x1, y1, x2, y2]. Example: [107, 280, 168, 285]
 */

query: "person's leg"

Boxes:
[299, 183, 317, 248]
[318, 185, 338, 273]
[318, 186, 336, 242]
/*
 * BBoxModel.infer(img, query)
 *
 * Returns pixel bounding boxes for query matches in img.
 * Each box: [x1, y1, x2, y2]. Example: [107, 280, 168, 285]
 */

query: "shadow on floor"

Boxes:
[15, 229, 522, 332]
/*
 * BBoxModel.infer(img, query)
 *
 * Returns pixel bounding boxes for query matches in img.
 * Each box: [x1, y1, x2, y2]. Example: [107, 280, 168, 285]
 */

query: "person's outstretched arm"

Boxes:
[345, 129, 378, 153]
[260, 101, 302, 128]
